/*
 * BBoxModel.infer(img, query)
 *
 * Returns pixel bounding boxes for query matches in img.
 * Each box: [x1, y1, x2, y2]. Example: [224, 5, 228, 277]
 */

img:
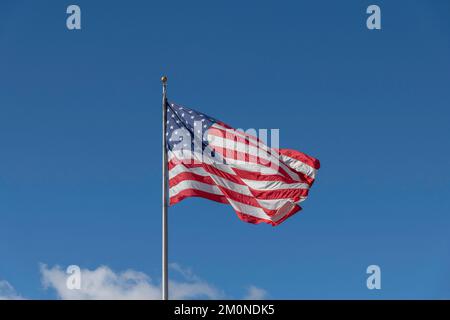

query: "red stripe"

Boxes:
[278, 148, 320, 170]
[231, 167, 305, 185]
[271, 204, 301, 226]
[168, 159, 203, 171]
[169, 171, 214, 188]
[213, 123, 263, 145]
[170, 189, 228, 206]
[213, 185, 279, 216]
[208, 127, 263, 150]
[275, 160, 315, 185]
[201, 163, 245, 185]
[169, 159, 312, 191]
[169, 160, 245, 186]
[250, 188, 309, 202]
[234, 205, 301, 226]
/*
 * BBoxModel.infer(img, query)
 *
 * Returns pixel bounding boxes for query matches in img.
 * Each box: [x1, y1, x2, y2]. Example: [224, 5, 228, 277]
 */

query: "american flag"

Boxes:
[166, 101, 320, 226]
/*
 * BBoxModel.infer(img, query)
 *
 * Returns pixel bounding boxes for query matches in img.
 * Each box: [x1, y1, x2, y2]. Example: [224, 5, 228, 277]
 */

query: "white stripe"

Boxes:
[256, 198, 300, 210]
[168, 150, 203, 164]
[211, 124, 261, 146]
[207, 174, 253, 196]
[169, 164, 208, 178]
[227, 199, 289, 222]
[169, 163, 253, 197]
[226, 199, 270, 220]
[217, 155, 302, 183]
[168, 149, 234, 175]
[280, 154, 317, 179]
[241, 179, 310, 191]
[169, 180, 223, 198]
[223, 158, 281, 175]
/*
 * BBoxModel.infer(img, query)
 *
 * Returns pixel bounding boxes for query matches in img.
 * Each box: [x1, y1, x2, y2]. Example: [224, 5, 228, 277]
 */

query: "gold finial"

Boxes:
[161, 76, 168, 84]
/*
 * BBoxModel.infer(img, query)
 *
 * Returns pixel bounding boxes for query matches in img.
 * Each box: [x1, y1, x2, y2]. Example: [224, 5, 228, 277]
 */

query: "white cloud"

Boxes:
[0, 280, 22, 300]
[40, 264, 160, 300]
[244, 285, 268, 300]
[169, 263, 200, 282]
[2, 264, 268, 300]
[40, 264, 224, 300]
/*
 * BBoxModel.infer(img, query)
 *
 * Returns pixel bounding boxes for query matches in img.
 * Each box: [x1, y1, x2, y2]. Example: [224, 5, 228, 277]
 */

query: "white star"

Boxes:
[170, 126, 173, 129]
[181, 113, 185, 117]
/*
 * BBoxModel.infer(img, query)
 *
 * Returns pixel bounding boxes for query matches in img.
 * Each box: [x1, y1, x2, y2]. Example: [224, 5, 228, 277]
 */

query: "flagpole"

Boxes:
[161, 75, 169, 300]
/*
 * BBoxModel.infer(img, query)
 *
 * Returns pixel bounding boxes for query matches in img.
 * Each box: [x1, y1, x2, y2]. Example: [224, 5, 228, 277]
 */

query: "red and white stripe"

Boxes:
[168, 123, 320, 226]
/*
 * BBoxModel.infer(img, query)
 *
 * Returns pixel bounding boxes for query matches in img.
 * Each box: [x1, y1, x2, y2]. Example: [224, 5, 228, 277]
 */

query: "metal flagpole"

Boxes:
[161, 75, 169, 300]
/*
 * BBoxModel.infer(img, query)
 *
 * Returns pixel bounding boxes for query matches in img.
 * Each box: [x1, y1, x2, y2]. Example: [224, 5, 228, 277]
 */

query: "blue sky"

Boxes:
[1, 0, 450, 299]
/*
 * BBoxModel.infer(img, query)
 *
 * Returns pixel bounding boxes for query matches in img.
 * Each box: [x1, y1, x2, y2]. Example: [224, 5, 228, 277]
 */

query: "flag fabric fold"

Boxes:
[165, 101, 320, 226]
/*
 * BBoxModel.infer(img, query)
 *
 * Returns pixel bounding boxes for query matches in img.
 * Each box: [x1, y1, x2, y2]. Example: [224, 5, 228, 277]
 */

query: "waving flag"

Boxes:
[166, 101, 320, 226]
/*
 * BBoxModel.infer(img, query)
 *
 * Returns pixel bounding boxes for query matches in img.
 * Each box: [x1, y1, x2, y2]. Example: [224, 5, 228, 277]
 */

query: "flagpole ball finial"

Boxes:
[161, 76, 168, 84]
